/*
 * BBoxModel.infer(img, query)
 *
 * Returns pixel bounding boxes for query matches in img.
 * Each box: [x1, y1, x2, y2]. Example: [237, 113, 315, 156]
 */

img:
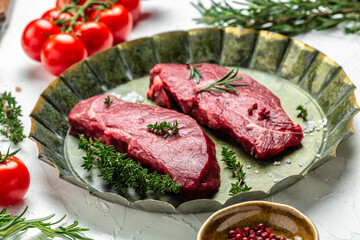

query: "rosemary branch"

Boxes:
[221, 146, 251, 196]
[78, 135, 181, 196]
[193, 0, 360, 36]
[187, 63, 203, 84]
[199, 69, 246, 95]
[0, 206, 91, 240]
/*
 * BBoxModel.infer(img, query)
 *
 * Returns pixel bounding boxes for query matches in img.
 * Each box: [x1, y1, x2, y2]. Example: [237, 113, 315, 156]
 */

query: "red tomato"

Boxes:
[0, 153, 30, 206]
[91, 4, 132, 44]
[75, 21, 113, 55]
[21, 19, 60, 62]
[56, 0, 87, 9]
[118, 0, 141, 22]
[41, 8, 73, 28]
[41, 33, 88, 76]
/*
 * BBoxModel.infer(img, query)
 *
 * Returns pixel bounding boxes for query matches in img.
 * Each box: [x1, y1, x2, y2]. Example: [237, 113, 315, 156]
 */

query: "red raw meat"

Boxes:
[147, 63, 303, 159]
[68, 95, 220, 199]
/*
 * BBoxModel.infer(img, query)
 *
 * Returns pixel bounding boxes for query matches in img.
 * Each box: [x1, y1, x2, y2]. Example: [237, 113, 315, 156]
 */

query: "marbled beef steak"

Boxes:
[68, 95, 220, 199]
[147, 63, 303, 159]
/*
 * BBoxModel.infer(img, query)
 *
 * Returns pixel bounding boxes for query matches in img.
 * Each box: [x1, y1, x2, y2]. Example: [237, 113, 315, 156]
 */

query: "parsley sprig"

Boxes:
[78, 135, 181, 196]
[199, 69, 246, 95]
[0, 92, 26, 144]
[296, 105, 308, 120]
[0, 206, 91, 240]
[147, 120, 179, 139]
[221, 146, 251, 196]
[187, 63, 203, 84]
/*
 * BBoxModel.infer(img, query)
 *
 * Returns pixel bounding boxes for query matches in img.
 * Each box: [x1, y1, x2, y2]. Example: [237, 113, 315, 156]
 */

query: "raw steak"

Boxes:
[68, 95, 220, 199]
[147, 63, 303, 159]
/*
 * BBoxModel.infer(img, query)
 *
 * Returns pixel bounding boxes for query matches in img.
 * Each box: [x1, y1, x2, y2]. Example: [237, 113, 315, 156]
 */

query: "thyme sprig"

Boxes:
[78, 135, 181, 196]
[193, 0, 360, 36]
[199, 69, 246, 95]
[221, 146, 251, 196]
[147, 120, 180, 139]
[296, 105, 308, 120]
[0, 206, 91, 240]
[187, 63, 203, 84]
[0, 92, 26, 144]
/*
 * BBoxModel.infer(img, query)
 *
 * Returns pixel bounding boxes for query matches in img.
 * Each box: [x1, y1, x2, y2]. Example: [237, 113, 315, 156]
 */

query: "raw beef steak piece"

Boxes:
[68, 95, 220, 199]
[147, 63, 303, 159]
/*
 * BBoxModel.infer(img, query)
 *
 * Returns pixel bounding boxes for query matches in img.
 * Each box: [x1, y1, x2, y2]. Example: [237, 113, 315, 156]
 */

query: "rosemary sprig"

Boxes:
[0, 206, 91, 240]
[78, 135, 181, 196]
[187, 63, 203, 84]
[198, 69, 246, 95]
[104, 96, 113, 106]
[296, 105, 308, 120]
[193, 0, 360, 36]
[147, 120, 180, 139]
[0, 92, 26, 144]
[221, 146, 251, 196]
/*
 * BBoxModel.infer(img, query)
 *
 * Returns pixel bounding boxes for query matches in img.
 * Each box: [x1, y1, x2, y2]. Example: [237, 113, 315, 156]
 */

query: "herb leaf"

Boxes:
[193, 0, 360, 36]
[104, 96, 113, 106]
[147, 120, 179, 139]
[187, 64, 203, 84]
[0, 206, 91, 239]
[0, 92, 26, 144]
[78, 135, 181, 196]
[199, 69, 246, 95]
[221, 146, 251, 196]
[296, 105, 308, 120]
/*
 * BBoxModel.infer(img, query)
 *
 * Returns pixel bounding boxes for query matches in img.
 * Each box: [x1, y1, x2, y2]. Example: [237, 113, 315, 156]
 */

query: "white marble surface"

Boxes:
[0, 0, 359, 239]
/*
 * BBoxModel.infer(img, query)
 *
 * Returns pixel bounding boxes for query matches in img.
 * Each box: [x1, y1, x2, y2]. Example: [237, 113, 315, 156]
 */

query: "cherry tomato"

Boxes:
[0, 152, 30, 206]
[118, 0, 141, 22]
[41, 8, 73, 28]
[56, 0, 87, 9]
[91, 4, 132, 44]
[75, 21, 113, 56]
[21, 19, 60, 62]
[41, 33, 88, 76]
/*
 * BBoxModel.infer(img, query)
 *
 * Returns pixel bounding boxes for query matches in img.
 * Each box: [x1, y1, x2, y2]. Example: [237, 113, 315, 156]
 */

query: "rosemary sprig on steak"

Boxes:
[104, 96, 113, 106]
[221, 146, 251, 196]
[187, 63, 203, 84]
[193, 0, 360, 36]
[0, 206, 91, 240]
[147, 120, 179, 139]
[296, 105, 308, 120]
[0, 92, 26, 144]
[199, 69, 246, 95]
[78, 135, 181, 196]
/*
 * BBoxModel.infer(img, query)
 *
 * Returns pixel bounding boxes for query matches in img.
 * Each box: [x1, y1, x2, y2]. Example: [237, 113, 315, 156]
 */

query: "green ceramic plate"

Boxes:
[29, 27, 359, 214]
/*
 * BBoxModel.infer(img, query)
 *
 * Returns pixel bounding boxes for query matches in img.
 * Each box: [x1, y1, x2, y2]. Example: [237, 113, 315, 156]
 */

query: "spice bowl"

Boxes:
[197, 201, 319, 240]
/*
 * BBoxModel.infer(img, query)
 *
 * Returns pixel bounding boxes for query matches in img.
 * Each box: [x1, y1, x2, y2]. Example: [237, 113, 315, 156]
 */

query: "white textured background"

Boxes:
[0, 0, 359, 239]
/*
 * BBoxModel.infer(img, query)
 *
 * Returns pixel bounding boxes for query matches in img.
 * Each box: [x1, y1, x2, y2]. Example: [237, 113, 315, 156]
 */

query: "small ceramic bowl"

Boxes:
[197, 201, 319, 240]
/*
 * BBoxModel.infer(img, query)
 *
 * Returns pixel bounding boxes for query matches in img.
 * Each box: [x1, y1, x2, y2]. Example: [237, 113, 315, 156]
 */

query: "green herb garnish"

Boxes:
[296, 105, 308, 120]
[78, 135, 181, 196]
[147, 120, 179, 139]
[187, 63, 203, 84]
[193, 0, 360, 36]
[199, 69, 246, 95]
[104, 96, 113, 106]
[0, 206, 91, 240]
[221, 146, 251, 196]
[0, 92, 25, 144]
